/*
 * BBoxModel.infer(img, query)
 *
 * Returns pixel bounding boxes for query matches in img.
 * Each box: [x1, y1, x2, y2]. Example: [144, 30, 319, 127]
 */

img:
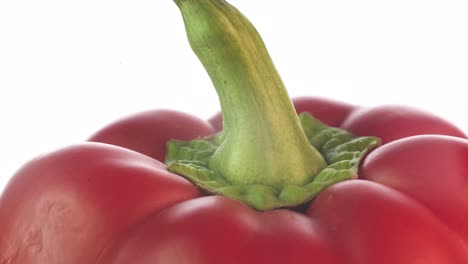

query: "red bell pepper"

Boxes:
[1, 0, 467, 263]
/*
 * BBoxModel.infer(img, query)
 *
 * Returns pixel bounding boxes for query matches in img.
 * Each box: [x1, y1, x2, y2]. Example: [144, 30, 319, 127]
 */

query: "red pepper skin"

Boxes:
[89, 109, 216, 161]
[209, 97, 467, 144]
[1, 99, 468, 263]
[341, 105, 467, 144]
[0, 143, 201, 263]
[291, 96, 357, 127]
[308, 180, 468, 263]
[102, 196, 341, 264]
[360, 135, 468, 243]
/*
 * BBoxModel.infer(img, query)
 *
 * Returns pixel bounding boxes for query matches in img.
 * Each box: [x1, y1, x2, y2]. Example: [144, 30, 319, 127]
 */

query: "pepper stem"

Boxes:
[175, 0, 327, 189]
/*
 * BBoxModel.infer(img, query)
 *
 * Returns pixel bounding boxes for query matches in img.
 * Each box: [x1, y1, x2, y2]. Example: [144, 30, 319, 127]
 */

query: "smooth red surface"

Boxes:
[308, 180, 468, 263]
[89, 109, 216, 161]
[360, 135, 468, 243]
[341, 105, 467, 144]
[1, 102, 468, 263]
[0, 143, 200, 263]
[291, 96, 356, 127]
[105, 196, 340, 264]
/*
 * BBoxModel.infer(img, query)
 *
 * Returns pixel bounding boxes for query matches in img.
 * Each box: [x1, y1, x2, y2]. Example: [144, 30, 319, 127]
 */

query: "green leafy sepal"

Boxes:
[166, 112, 380, 211]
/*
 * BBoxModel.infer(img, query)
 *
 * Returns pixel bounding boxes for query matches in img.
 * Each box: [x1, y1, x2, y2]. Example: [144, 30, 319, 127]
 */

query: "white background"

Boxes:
[0, 0, 467, 192]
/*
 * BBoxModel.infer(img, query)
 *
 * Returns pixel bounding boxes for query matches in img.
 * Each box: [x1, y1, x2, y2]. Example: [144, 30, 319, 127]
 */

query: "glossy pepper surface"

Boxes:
[1, 0, 467, 263]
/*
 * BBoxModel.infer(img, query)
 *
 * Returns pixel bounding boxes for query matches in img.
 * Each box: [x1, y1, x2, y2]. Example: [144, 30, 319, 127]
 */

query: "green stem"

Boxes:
[175, 0, 327, 189]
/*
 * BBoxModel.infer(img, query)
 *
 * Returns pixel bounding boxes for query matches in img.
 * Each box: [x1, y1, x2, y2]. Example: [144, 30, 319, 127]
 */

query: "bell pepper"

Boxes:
[1, 0, 467, 263]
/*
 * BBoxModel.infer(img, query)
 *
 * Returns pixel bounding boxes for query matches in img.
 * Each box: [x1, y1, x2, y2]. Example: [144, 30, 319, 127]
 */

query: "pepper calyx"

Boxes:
[166, 112, 380, 211]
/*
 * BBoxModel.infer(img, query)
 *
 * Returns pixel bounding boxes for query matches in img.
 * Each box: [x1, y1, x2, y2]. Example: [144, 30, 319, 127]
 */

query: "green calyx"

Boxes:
[168, 0, 380, 210]
[167, 113, 380, 211]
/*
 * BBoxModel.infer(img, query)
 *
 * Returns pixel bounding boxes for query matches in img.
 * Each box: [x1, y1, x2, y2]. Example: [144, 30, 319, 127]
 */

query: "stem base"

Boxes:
[166, 113, 380, 211]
